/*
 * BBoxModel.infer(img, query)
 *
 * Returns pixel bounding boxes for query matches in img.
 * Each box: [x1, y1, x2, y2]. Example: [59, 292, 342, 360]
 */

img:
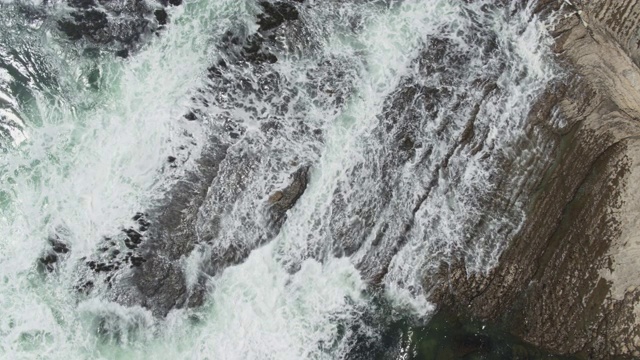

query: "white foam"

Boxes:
[0, 0, 247, 357]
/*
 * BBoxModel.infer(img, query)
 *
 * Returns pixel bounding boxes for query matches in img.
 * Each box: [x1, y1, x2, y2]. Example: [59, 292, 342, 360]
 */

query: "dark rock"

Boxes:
[58, 10, 108, 41]
[57, 0, 159, 52]
[123, 228, 143, 249]
[154, 9, 168, 25]
[211, 1, 302, 67]
[115, 49, 129, 58]
[257, 1, 299, 32]
[137, 217, 151, 232]
[241, 36, 278, 64]
[68, 0, 95, 8]
[124, 239, 138, 249]
[39, 253, 58, 272]
[130, 256, 146, 267]
[268, 166, 310, 227]
[96, 262, 115, 272]
[123, 229, 142, 244]
[49, 237, 69, 254]
[184, 111, 197, 121]
[268, 190, 284, 203]
[167, 156, 176, 163]
[38, 236, 71, 272]
[87, 260, 117, 273]
[77, 280, 94, 294]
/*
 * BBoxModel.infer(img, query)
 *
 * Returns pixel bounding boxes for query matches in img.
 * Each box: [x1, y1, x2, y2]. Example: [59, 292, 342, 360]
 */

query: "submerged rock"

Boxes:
[38, 235, 71, 272]
[49, 236, 70, 254]
[115, 49, 129, 58]
[39, 253, 58, 272]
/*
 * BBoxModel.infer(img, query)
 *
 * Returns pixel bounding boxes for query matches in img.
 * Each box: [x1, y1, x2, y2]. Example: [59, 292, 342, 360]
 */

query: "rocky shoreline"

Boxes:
[33, 0, 640, 356]
[432, 1, 640, 358]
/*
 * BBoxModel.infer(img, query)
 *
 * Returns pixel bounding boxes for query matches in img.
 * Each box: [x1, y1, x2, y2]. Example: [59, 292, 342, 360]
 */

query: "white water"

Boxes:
[0, 0, 557, 358]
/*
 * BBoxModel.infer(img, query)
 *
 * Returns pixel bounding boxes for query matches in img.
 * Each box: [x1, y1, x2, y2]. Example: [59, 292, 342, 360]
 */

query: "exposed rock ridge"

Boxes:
[75, 0, 337, 318]
[432, 1, 640, 358]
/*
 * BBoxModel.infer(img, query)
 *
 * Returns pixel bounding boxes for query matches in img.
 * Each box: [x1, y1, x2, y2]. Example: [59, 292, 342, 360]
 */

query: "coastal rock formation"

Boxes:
[432, 1, 640, 358]
[76, 0, 326, 317]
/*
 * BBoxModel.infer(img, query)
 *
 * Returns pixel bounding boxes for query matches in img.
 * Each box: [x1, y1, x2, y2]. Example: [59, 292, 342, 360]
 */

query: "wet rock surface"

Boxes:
[74, 0, 342, 317]
[56, 0, 171, 54]
[431, 1, 640, 358]
[316, 2, 551, 302]
[268, 166, 310, 228]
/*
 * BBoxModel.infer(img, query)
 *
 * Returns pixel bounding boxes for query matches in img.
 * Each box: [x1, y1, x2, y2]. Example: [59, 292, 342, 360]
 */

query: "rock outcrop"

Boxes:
[56, 0, 174, 56]
[432, 1, 640, 358]
[76, 0, 332, 317]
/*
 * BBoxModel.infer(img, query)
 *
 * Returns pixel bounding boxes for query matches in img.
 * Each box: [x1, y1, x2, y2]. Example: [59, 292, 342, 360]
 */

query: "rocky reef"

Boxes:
[432, 1, 640, 358]
[70, 0, 336, 317]
[37, 0, 640, 356]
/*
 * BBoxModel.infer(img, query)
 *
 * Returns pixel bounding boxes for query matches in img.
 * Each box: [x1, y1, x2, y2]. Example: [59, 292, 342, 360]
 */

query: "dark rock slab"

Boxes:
[268, 165, 310, 227]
